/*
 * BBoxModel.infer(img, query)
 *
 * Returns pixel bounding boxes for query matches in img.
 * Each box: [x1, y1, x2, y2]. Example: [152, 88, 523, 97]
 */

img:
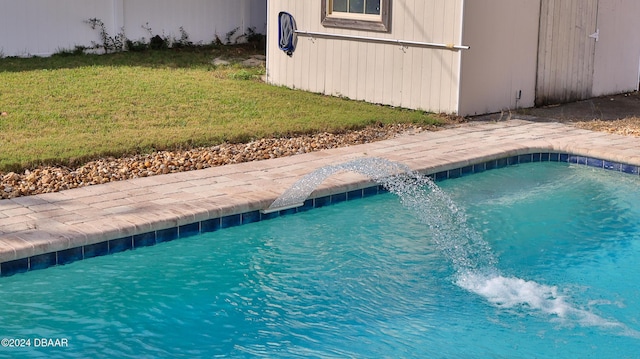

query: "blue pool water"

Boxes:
[1, 162, 639, 358]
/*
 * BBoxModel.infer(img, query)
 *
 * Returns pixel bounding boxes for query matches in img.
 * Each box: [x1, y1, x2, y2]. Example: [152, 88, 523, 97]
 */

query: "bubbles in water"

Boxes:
[458, 273, 570, 316]
[457, 272, 640, 337]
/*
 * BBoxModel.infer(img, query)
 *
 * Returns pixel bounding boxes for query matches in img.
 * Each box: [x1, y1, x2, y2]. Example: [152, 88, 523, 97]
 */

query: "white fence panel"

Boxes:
[0, 0, 112, 56]
[0, 0, 266, 57]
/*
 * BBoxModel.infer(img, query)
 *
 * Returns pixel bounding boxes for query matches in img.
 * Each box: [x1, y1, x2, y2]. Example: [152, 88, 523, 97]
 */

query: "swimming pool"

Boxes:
[0, 161, 639, 358]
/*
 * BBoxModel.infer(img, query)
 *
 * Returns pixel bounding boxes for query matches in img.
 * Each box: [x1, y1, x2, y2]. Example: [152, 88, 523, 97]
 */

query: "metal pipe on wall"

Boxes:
[294, 30, 470, 50]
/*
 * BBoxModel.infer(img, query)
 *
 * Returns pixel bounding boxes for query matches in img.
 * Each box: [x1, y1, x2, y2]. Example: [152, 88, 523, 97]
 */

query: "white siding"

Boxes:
[0, 0, 267, 57]
[267, 0, 640, 116]
[266, 0, 465, 114]
[458, 0, 540, 116]
[592, 0, 640, 96]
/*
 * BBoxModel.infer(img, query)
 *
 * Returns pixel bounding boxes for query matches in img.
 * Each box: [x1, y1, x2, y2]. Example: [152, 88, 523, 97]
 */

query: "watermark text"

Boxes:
[1, 338, 69, 348]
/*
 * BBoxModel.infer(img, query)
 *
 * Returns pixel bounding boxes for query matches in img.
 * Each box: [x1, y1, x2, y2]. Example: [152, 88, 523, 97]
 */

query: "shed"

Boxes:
[266, 0, 640, 116]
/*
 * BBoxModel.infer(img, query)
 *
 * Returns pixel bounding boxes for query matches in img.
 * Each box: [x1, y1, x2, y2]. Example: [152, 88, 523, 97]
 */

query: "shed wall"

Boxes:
[592, 0, 640, 96]
[535, 0, 599, 106]
[266, 0, 465, 114]
[0, 0, 267, 57]
[458, 0, 541, 116]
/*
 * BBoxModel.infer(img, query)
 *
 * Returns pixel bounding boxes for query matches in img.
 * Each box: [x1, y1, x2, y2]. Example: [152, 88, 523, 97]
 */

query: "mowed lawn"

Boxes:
[0, 46, 443, 172]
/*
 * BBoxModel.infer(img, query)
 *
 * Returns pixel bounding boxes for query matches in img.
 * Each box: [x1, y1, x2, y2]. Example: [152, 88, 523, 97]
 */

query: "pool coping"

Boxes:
[1, 120, 640, 276]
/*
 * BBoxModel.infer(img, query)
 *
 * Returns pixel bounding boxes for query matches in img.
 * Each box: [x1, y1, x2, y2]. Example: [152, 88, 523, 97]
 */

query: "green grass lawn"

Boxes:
[0, 45, 443, 172]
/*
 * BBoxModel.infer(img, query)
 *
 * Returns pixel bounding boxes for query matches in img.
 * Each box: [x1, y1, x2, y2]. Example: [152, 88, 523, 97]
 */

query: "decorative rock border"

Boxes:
[1, 123, 428, 199]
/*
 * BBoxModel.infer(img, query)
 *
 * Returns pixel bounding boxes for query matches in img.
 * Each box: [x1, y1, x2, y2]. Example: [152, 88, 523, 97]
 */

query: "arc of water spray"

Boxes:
[264, 157, 638, 336]
[262, 157, 413, 214]
[264, 157, 497, 273]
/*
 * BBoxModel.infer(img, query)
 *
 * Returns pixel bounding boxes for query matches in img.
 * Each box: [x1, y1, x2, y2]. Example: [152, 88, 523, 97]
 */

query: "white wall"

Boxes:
[0, 0, 267, 57]
[458, 0, 541, 116]
[0, 0, 111, 56]
[266, 0, 465, 114]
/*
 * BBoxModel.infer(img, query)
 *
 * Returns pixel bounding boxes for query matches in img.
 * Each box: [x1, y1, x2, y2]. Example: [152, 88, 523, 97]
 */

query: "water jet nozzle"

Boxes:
[261, 202, 305, 214]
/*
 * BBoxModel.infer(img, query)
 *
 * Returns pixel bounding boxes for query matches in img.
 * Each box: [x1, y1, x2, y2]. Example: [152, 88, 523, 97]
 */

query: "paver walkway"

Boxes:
[1, 120, 639, 269]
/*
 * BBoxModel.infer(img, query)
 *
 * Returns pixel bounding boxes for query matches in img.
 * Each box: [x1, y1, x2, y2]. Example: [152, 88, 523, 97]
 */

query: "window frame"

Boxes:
[321, 0, 391, 33]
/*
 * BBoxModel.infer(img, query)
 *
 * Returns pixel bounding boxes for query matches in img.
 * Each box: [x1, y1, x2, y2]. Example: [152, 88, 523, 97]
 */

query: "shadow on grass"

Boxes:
[0, 43, 265, 73]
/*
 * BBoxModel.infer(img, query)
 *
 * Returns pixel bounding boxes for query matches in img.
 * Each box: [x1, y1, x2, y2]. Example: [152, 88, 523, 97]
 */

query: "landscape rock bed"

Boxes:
[0, 123, 428, 199]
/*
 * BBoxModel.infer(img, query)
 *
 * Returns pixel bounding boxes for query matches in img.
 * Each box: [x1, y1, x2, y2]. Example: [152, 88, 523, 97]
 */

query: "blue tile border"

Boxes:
[2, 151, 639, 277]
[84, 241, 109, 259]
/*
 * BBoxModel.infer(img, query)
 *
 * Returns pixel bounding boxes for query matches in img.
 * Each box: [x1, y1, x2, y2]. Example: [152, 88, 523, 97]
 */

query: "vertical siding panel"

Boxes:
[305, 3, 320, 92]
[362, 42, 375, 102]
[400, 46, 413, 108]
[390, 47, 403, 107]
[450, 0, 463, 113]
[305, 37, 318, 92]
[574, 0, 589, 99]
[339, 37, 350, 97]
[334, 39, 346, 97]
[540, 0, 557, 103]
[291, 0, 305, 89]
[355, 41, 368, 101]
[307, 0, 323, 95]
[372, 42, 386, 104]
[580, 0, 593, 99]
[409, 0, 426, 109]
[306, 1, 323, 93]
[390, 1, 407, 107]
[324, 34, 336, 96]
[570, 0, 582, 99]
[295, 1, 311, 91]
[316, 0, 328, 94]
[420, 0, 436, 110]
[535, 0, 546, 100]
[347, 36, 360, 99]
[558, 0, 572, 99]
[549, 0, 563, 100]
[314, 36, 328, 94]
[400, 0, 416, 108]
[538, 0, 553, 103]
[380, 43, 395, 106]
[584, 1, 598, 98]
[439, 0, 457, 112]
[429, 0, 446, 112]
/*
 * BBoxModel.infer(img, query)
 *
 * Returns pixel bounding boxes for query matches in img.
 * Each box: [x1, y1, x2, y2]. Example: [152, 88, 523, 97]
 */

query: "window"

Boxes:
[321, 0, 391, 32]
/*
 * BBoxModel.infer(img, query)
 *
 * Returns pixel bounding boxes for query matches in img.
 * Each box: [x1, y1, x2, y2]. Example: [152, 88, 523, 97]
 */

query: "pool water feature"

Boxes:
[265, 157, 411, 212]
[1, 162, 639, 358]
